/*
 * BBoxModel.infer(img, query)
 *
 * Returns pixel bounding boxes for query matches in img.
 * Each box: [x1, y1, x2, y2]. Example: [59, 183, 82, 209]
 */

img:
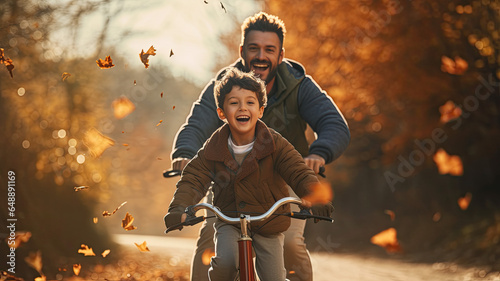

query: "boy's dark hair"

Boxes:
[214, 67, 267, 109]
[241, 12, 286, 49]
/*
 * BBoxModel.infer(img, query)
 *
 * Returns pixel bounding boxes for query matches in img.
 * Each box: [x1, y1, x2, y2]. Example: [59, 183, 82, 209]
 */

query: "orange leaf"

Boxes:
[173, 106, 176, 110]
[458, 192, 472, 210]
[25, 250, 43, 273]
[301, 182, 333, 205]
[433, 149, 463, 176]
[78, 244, 96, 256]
[370, 228, 402, 253]
[139, 46, 156, 68]
[93, 217, 98, 223]
[201, 248, 215, 265]
[441, 55, 468, 75]
[74, 185, 89, 192]
[61, 72, 71, 81]
[83, 128, 115, 158]
[433, 212, 441, 222]
[34, 276, 46, 281]
[121, 212, 137, 231]
[101, 249, 111, 257]
[0, 48, 14, 78]
[7, 231, 32, 249]
[96, 55, 115, 69]
[102, 201, 127, 217]
[134, 241, 150, 252]
[161, 92, 163, 98]
[73, 264, 81, 276]
[384, 210, 396, 221]
[112, 96, 136, 119]
[156, 120, 163, 127]
[439, 100, 462, 123]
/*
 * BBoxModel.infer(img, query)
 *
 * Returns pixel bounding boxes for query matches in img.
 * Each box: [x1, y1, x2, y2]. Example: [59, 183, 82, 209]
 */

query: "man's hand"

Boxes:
[171, 158, 191, 171]
[304, 154, 325, 174]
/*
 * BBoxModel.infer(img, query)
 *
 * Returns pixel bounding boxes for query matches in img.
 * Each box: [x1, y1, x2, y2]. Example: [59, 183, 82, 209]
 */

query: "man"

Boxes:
[170, 12, 350, 281]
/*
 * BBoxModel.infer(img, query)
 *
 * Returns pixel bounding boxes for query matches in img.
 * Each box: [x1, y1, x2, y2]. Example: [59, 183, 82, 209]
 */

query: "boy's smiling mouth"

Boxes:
[236, 115, 250, 122]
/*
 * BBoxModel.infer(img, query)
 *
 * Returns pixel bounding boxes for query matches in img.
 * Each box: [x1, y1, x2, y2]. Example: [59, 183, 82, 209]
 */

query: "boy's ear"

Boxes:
[258, 106, 264, 118]
[217, 108, 226, 121]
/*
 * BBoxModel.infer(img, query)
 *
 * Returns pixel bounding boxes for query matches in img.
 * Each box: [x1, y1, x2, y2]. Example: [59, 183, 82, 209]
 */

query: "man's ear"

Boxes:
[239, 44, 244, 58]
[279, 47, 285, 64]
[217, 107, 226, 121]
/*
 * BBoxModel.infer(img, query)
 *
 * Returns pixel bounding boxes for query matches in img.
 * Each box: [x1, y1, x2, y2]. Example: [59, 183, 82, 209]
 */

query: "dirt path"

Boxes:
[114, 234, 500, 281]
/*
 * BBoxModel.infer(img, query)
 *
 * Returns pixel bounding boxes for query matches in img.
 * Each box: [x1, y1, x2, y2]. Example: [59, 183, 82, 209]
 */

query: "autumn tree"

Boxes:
[266, 0, 500, 264]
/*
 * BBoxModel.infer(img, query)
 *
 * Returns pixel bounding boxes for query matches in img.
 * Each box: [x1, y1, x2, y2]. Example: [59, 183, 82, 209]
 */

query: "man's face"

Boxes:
[240, 31, 284, 85]
[217, 86, 264, 145]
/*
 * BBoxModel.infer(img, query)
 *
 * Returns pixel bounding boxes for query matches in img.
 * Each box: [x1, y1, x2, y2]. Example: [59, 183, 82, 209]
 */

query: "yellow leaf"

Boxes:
[101, 249, 111, 257]
[112, 96, 136, 119]
[83, 128, 115, 158]
[139, 46, 156, 68]
[73, 264, 81, 276]
[134, 241, 150, 252]
[78, 244, 96, 256]
[96, 55, 115, 69]
[458, 193, 472, 210]
[433, 149, 463, 176]
[370, 228, 402, 253]
[61, 72, 71, 81]
[121, 212, 137, 231]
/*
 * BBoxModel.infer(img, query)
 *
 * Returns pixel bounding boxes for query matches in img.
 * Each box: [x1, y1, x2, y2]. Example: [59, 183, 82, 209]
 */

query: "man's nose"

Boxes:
[256, 49, 265, 60]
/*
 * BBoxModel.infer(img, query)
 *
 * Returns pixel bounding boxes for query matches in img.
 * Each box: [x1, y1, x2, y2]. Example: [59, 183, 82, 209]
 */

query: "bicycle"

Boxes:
[165, 196, 333, 281]
[163, 166, 326, 178]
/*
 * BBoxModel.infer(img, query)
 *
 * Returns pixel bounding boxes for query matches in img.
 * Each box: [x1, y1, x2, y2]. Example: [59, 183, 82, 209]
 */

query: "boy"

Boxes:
[164, 68, 332, 281]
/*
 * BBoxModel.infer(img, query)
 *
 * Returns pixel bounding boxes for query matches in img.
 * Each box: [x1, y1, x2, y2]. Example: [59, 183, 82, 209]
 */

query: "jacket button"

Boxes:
[239, 201, 246, 208]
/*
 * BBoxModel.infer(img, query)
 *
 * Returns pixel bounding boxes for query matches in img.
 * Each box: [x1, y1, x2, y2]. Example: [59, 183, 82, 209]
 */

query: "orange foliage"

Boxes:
[121, 212, 138, 231]
[101, 249, 111, 257]
[74, 185, 89, 192]
[25, 250, 43, 273]
[73, 264, 81, 276]
[102, 201, 127, 217]
[0, 48, 14, 78]
[441, 55, 468, 75]
[433, 149, 463, 176]
[112, 96, 136, 119]
[439, 100, 462, 123]
[139, 46, 156, 68]
[458, 192, 472, 210]
[384, 210, 396, 221]
[134, 241, 150, 252]
[61, 72, 71, 81]
[83, 128, 115, 158]
[302, 182, 333, 205]
[370, 228, 402, 253]
[96, 55, 115, 69]
[78, 244, 96, 256]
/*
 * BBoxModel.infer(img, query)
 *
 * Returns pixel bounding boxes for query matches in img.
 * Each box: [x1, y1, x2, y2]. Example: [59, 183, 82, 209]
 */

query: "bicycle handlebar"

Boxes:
[165, 197, 333, 233]
[164, 166, 325, 178]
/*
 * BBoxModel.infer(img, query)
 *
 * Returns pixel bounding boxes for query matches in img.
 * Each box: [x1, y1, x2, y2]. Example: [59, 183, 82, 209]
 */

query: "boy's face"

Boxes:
[217, 86, 264, 145]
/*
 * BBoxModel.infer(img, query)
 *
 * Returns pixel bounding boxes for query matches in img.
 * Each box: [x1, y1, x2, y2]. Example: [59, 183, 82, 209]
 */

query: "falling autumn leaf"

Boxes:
[123, 143, 129, 147]
[112, 96, 136, 119]
[133, 79, 136, 85]
[134, 241, 150, 252]
[25, 250, 43, 274]
[7, 231, 32, 249]
[161, 92, 164, 98]
[0, 49, 14, 78]
[370, 228, 402, 253]
[220, 2, 227, 13]
[384, 210, 396, 221]
[74, 185, 89, 192]
[96, 55, 115, 69]
[93, 217, 98, 223]
[139, 45, 156, 68]
[201, 248, 215, 265]
[170, 49, 174, 57]
[433, 212, 441, 222]
[73, 264, 81, 276]
[204, 0, 208, 3]
[78, 244, 96, 256]
[439, 100, 462, 123]
[101, 249, 111, 257]
[458, 192, 472, 210]
[156, 120, 163, 127]
[301, 182, 333, 205]
[441, 55, 468, 75]
[102, 201, 127, 217]
[34, 276, 46, 281]
[157, 157, 163, 160]
[433, 148, 464, 176]
[173, 106, 176, 110]
[83, 128, 115, 158]
[122, 212, 138, 231]
[61, 72, 71, 81]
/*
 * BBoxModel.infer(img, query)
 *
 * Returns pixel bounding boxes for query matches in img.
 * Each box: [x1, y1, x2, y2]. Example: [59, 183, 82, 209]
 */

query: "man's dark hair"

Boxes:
[214, 67, 267, 109]
[241, 12, 286, 48]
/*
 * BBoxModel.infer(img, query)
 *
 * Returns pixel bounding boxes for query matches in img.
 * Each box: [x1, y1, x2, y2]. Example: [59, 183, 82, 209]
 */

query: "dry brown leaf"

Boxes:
[170, 49, 174, 57]
[121, 212, 137, 231]
[112, 96, 136, 119]
[173, 106, 176, 110]
[101, 249, 111, 257]
[134, 241, 150, 252]
[201, 248, 215, 265]
[384, 210, 396, 221]
[433, 148, 463, 176]
[96, 55, 115, 69]
[161, 92, 163, 98]
[0, 48, 14, 78]
[139, 46, 156, 68]
[458, 192, 472, 210]
[74, 186, 89, 192]
[220, 2, 226, 13]
[25, 250, 43, 274]
[83, 128, 115, 158]
[78, 244, 96, 256]
[7, 231, 32, 249]
[62, 72, 71, 81]
[370, 228, 402, 253]
[73, 264, 81, 276]
[102, 201, 127, 217]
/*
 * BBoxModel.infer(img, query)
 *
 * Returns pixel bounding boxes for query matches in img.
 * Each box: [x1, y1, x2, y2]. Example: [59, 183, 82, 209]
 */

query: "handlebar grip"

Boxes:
[164, 216, 205, 234]
[163, 169, 182, 178]
[290, 210, 334, 223]
[318, 166, 326, 178]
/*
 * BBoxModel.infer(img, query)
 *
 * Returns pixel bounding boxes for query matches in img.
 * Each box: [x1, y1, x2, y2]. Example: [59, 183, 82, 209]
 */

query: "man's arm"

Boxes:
[298, 76, 351, 164]
[170, 81, 224, 166]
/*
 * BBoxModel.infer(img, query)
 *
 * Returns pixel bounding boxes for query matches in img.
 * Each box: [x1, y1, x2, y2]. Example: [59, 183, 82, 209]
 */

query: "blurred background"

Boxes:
[1, 0, 499, 279]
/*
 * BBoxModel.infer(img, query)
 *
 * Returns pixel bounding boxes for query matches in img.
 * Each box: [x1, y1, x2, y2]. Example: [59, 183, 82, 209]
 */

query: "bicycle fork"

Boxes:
[238, 214, 256, 281]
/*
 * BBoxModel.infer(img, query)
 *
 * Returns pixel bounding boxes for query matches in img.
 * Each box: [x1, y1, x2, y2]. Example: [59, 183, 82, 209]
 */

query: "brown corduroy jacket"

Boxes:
[164, 120, 319, 235]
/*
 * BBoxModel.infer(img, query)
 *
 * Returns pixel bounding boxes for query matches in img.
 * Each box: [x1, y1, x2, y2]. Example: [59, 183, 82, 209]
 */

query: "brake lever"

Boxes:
[318, 166, 326, 178]
[290, 209, 334, 223]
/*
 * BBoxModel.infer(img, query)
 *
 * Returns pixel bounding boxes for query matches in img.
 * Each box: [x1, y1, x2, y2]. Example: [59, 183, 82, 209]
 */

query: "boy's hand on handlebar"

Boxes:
[304, 154, 325, 174]
[172, 158, 191, 171]
[310, 202, 334, 223]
